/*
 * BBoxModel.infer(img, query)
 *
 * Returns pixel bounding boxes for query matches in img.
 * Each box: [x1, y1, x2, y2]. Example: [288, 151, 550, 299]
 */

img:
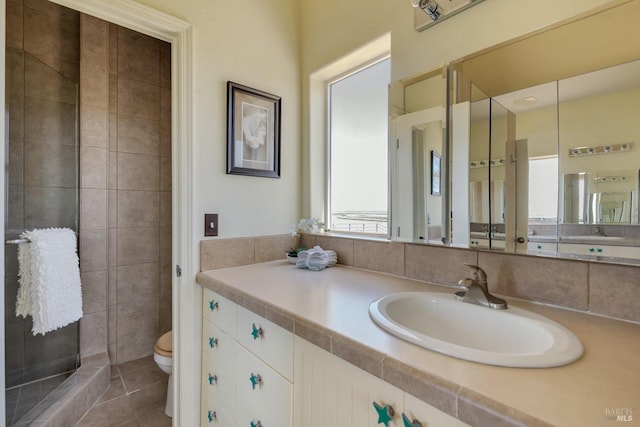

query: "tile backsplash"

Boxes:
[200, 233, 640, 323]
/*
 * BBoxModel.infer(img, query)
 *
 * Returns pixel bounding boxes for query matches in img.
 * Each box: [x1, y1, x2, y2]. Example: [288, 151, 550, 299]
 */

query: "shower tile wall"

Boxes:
[5, 0, 80, 388]
[80, 16, 171, 364]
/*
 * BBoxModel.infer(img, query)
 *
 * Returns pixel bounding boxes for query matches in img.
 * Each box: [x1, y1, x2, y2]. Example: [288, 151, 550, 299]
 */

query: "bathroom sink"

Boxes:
[369, 292, 583, 368]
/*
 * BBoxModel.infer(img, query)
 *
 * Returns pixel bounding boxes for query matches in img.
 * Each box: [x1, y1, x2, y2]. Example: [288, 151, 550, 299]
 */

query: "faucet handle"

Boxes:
[463, 264, 487, 284]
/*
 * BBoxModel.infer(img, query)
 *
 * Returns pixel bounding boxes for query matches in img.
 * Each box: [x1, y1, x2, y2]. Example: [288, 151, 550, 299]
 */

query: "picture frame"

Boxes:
[227, 81, 281, 178]
[431, 150, 441, 196]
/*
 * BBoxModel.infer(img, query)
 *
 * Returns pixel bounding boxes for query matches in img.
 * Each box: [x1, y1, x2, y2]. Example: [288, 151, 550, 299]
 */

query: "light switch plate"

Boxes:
[204, 214, 218, 236]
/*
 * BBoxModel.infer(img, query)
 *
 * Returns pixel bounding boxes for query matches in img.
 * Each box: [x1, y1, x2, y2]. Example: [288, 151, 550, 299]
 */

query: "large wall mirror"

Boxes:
[392, 0, 640, 265]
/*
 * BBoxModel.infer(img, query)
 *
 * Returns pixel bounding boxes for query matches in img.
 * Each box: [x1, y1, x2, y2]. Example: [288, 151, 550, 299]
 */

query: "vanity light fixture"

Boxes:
[413, 0, 485, 31]
[568, 142, 634, 157]
[412, 0, 441, 21]
[470, 158, 506, 168]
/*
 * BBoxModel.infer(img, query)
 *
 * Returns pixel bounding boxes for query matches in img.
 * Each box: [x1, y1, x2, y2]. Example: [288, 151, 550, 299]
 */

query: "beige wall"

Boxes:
[132, 0, 302, 239]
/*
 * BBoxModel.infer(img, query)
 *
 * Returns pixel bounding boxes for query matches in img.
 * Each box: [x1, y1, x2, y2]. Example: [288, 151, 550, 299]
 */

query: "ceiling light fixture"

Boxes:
[513, 96, 538, 107]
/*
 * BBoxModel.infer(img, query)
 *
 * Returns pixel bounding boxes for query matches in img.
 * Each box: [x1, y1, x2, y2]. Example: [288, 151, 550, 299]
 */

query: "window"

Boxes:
[328, 57, 391, 234]
[528, 156, 558, 220]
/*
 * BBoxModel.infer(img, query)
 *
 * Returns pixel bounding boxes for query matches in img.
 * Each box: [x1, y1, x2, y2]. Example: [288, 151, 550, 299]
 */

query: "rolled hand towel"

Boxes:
[295, 246, 338, 270]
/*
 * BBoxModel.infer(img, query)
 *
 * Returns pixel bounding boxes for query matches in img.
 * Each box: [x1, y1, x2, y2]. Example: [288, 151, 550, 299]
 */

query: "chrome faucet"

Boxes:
[455, 264, 508, 310]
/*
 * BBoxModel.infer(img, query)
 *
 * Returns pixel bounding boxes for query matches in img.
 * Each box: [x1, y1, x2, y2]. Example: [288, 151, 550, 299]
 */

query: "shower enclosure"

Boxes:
[4, 2, 81, 424]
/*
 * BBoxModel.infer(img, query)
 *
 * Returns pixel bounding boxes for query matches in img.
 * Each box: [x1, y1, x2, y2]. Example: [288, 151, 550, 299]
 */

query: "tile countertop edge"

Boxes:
[196, 266, 555, 427]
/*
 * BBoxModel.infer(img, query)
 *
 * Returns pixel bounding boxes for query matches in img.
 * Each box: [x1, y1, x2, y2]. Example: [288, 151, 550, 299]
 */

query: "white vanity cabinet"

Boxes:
[201, 288, 293, 426]
[558, 243, 640, 260]
[293, 336, 469, 427]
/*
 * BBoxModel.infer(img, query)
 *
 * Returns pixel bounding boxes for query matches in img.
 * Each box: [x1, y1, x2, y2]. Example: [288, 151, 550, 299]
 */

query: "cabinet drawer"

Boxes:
[202, 352, 236, 419]
[235, 345, 292, 427]
[203, 288, 237, 337]
[237, 305, 293, 381]
[202, 319, 237, 375]
[201, 385, 235, 427]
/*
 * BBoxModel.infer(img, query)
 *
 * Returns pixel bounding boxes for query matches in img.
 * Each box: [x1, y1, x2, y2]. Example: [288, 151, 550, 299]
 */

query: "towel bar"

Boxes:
[5, 238, 30, 244]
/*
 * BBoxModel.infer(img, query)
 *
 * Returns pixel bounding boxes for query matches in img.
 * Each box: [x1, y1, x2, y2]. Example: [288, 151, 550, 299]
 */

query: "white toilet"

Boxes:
[154, 330, 173, 418]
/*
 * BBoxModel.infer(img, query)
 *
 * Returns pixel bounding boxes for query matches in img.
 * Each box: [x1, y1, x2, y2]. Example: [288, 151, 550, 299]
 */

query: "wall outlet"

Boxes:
[204, 214, 218, 236]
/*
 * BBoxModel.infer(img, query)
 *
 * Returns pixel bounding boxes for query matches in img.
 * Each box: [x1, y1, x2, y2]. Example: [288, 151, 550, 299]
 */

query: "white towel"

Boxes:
[17, 228, 83, 335]
[295, 246, 338, 271]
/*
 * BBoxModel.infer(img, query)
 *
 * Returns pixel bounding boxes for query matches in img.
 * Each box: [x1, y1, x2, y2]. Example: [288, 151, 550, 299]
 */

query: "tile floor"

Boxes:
[74, 356, 171, 427]
[6, 373, 72, 426]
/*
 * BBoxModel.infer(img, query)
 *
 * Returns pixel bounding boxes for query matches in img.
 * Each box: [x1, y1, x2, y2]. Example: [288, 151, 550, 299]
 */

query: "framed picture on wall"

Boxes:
[431, 150, 441, 196]
[227, 81, 281, 178]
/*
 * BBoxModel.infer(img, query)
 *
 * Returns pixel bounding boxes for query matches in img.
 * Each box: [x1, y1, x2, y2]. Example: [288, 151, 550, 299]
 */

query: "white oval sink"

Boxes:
[369, 292, 583, 368]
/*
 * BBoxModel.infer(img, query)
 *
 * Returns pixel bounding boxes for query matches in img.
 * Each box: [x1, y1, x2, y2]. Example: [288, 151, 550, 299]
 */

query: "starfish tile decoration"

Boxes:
[402, 413, 423, 427]
[372, 401, 395, 426]
[207, 410, 216, 422]
[249, 373, 262, 390]
[208, 373, 217, 385]
[251, 323, 263, 340]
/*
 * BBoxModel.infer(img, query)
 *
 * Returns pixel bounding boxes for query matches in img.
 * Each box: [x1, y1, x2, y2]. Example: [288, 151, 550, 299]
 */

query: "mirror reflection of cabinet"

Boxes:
[391, 1, 640, 265]
[390, 68, 447, 244]
[448, 0, 640, 264]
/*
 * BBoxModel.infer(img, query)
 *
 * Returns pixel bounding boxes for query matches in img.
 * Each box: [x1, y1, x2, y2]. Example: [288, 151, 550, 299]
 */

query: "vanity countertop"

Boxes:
[196, 261, 640, 427]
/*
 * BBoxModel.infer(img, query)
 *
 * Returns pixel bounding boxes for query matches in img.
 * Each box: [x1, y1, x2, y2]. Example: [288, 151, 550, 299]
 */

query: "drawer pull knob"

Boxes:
[208, 337, 218, 348]
[597, 247, 603, 253]
[251, 323, 264, 340]
[249, 373, 262, 389]
[209, 299, 219, 311]
[208, 373, 218, 385]
[372, 401, 395, 426]
[402, 413, 423, 427]
[250, 421, 262, 427]
[207, 410, 217, 422]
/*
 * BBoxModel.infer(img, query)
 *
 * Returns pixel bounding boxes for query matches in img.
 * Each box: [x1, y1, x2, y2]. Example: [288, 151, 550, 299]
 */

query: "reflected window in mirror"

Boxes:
[328, 57, 390, 235]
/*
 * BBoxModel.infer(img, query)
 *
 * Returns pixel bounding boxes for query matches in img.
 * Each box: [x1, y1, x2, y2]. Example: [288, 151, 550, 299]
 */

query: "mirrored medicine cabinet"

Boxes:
[390, 0, 640, 265]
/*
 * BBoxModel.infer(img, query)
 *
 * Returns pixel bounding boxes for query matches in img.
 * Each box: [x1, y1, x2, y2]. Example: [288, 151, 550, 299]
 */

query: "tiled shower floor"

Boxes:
[5, 372, 72, 426]
[74, 356, 171, 427]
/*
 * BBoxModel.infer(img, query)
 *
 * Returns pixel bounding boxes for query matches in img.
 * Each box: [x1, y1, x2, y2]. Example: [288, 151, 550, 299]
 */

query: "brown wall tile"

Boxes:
[117, 39, 160, 85]
[117, 77, 160, 121]
[254, 234, 297, 263]
[200, 238, 256, 271]
[80, 146, 107, 189]
[315, 235, 355, 266]
[81, 270, 108, 314]
[80, 311, 108, 358]
[353, 240, 405, 276]
[117, 116, 159, 156]
[24, 142, 77, 187]
[79, 229, 108, 273]
[405, 244, 477, 287]
[6, 0, 24, 49]
[116, 302, 158, 363]
[80, 188, 108, 230]
[479, 252, 589, 310]
[589, 263, 640, 322]
[117, 191, 159, 228]
[80, 104, 109, 148]
[25, 55, 77, 104]
[116, 263, 160, 304]
[116, 227, 159, 266]
[117, 152, 159, 191]
[24, 187, 77, 229]
[24, 97, 77, 144]
[24, 2, 79, 64]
